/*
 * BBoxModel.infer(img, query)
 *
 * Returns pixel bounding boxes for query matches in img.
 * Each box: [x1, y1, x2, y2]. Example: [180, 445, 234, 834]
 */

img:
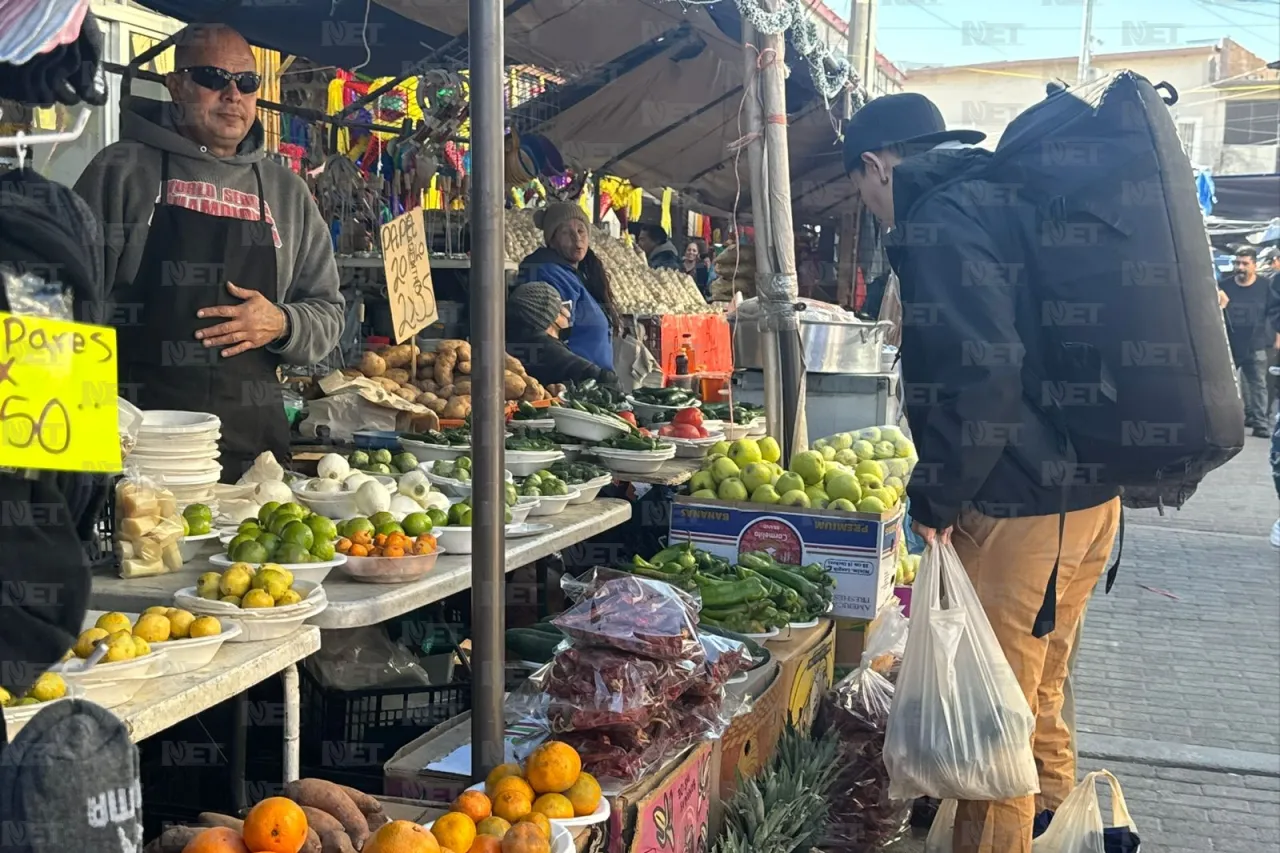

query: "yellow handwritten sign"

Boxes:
[380, 210, 438, 344]
[0, 312, 121, 474]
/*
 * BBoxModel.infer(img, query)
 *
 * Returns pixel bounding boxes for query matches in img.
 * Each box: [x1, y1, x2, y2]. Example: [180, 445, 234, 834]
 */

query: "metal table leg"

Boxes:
[232, 693, 248, 812]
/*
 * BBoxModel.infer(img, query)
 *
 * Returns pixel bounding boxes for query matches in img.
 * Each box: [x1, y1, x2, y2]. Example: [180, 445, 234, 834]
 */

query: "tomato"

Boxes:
[672, 407, 703, 427]
[697, 426, 709, 438]
[672, 423, 702, 439]
[658, 425, 677, 437]
[619, 411, 638, 426]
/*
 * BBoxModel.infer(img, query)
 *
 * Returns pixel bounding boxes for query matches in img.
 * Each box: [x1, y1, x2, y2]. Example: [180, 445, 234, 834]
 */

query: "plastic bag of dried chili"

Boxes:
[684, 632, 753, 698]
[552, 575, 704, 663]
[543, 645, 698, 730]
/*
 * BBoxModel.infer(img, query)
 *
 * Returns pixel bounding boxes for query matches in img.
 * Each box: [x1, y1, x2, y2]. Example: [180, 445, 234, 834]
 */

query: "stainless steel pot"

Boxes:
[731, 300, 891, 374]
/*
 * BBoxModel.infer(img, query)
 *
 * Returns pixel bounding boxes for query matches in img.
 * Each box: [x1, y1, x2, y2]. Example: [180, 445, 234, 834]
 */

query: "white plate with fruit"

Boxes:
[456, 742, 610, 830]
[174, 574, 328, 641]
[1, 675, 82, 725]
[219, 501, 345, 576]
[207, 552, 344, 582]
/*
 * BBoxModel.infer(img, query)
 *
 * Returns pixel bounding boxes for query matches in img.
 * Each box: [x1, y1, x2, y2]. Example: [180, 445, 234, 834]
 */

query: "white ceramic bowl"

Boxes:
[559, 444, 587, 462]
[173, 581, 329, 641]
[2, 682, 86, 725]
[566, 474, 613, 505]
[398, 438, 469, 463]
[150, 620, 243, 673]
[139, 410, 221, 434]
[292, 481, 398, 519]
[528, 489, 581, 516]
[747, 416, 767, 437]
[667, 432, 726, 458]
[627, 395, 701, 424]
[509, 418, 556, 431]
[592, 445, 677, 475]
[131, 440, 219, 457]
[425, 469, 512, 498]
[505, 450, 566, 477]
[341, 548, 445, 584]
[431, 522, 548, 555]
[549, 407, 631, 442]
[509, 496, 539, 524]
[207, 554, 341, 584]
[179, 531, 221, 562]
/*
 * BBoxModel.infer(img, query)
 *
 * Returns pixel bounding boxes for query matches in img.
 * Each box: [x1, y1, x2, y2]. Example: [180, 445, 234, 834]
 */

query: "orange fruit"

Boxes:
[562, 772, 602, 817]
[431, 813, 476, 853]
[524, 741, 581, 795]
[453, 790, 493, 823]
[500, 823, 551, 853]
[491, 789, 532, 824]
[484, 763, 524, 797]
[518, 813, 552, 840]
[181, 827, 251, 853]
[474, 817, 511, 838]
[241, 796, 309, 853]
[468, 837, 503, 853]
[363, 820, 441, 853]
[489, 776, 535, 802]
[531, 793, 573, 821]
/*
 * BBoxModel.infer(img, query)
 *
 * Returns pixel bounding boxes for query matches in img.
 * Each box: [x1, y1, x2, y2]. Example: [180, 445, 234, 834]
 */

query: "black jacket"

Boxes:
[886, 149, 1118, 529]
[507, 321, 617, 388]
[1266, 272, 1280, 339]
[648, 243, 682, 271]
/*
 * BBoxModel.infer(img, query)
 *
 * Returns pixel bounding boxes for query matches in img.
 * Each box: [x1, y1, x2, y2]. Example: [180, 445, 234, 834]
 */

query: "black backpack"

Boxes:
[986, 71, 1244, 509]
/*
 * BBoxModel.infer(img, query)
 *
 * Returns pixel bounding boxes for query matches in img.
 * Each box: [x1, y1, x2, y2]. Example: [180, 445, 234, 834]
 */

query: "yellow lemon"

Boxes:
[74, 628, 109, 659]
[188, 616, 222, 638]
[132, 613, 171, 643]
[166, 609, 196, 639]
[29, 673, 66, 702]
[241, 589, 275, 609]
[95, 612, 132, 635]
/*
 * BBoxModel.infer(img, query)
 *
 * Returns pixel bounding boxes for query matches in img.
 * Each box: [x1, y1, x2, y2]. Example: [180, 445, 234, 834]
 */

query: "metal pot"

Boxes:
[731, 300, 891, 374]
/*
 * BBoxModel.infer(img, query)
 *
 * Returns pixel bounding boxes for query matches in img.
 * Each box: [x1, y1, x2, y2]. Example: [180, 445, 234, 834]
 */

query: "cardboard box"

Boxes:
[383, 711, 496, 803]
[894, 584, 913, 617]
[765, 620, 836, 734]
[717, 660, 783, 799]
[623, 743, 717, 853]
[833, 617, 870, 669]
[670, 497, 904, 620]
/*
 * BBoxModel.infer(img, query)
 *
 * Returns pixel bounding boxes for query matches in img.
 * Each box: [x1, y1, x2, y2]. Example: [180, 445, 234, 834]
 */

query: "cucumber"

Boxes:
[698, 625, 769, 669]
[526, 622, 566, 637]
[505, 629, 564, 663]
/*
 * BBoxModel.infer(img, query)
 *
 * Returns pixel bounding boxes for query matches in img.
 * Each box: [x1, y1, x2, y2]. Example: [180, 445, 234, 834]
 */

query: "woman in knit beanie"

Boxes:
[507, 281, 617, 387]
[515, 202, 617, 372]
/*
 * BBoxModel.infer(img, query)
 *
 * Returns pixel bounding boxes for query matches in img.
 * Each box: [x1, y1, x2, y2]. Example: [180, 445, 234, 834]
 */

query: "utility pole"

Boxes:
[1076, 0, 1095, 84]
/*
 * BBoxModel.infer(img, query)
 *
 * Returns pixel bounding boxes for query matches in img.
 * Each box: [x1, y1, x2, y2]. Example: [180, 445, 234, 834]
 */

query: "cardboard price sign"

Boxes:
[380, 210, 438, 344]
[0, 312, 122, 474]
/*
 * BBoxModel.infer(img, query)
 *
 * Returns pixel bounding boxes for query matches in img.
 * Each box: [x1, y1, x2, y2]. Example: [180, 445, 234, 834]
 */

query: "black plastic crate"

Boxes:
[88, 475, 118, 569]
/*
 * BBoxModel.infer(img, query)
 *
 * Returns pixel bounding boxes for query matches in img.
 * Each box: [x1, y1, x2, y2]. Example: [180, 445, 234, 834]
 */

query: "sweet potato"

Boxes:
[358, 352, 386, 377]
[457, 360, 472, 375]
[365, 811, 391, 831]
[336, 785, 383, 817]
[302, 828, 322, 853]
[504, 371, 528, 400]
[384, 368, 411, 385]
[156, 826, 203, 853]
[453, 379, 473, 396]
[285, 779, 368, 848]
[320, 830, 358, 853]
[300, 806, 345, 836]
[197, 813, 244, 832]
[505, 353, 527, 376]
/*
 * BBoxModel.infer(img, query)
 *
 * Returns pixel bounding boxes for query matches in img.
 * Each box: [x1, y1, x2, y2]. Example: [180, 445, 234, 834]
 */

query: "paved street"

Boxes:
[891, 434, 1280, 850]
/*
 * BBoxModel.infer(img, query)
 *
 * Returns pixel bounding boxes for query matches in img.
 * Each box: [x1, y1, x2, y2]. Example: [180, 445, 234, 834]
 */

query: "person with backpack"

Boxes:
[844, 82, 1242, 852]
[1218, 246, 1274, 437]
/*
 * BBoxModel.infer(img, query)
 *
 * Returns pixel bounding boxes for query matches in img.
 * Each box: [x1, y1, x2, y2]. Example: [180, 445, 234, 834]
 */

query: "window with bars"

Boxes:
[1176, 119, 1198, 162]
[1223, 99, 1280, 145]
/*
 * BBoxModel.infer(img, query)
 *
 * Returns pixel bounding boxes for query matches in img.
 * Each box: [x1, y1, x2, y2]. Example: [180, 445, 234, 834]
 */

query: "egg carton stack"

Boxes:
[129, 411, 223, 509]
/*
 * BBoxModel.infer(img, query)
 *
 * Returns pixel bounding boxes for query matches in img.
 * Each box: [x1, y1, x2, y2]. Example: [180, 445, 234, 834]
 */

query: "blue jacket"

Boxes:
[517, 247, 614, 370]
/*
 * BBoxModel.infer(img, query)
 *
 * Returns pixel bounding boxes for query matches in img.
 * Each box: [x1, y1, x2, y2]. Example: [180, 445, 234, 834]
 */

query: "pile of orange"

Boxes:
[337, 530, 437, 558]
[182, 798, 308, 853]
[431, 742, 602, 853]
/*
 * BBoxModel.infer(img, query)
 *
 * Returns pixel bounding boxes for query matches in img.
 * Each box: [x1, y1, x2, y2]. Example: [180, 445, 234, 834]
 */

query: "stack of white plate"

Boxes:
[130, 411, 223, 507]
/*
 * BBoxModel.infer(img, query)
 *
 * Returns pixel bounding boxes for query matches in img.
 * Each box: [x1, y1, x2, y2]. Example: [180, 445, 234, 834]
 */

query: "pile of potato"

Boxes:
[345, 340, 560, 422]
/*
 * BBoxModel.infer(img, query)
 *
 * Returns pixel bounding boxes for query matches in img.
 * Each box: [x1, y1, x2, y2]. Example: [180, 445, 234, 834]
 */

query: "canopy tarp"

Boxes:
[1209, 173, 1280, 223]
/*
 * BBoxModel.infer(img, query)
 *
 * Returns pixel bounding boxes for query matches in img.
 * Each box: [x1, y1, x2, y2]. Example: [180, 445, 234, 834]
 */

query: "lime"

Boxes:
[189, 517, 212, 536]
[306, 515, 338, 542]
[183, 503, 213, 524]
[268, 514, 294, 537]
[448, 503, 472, 526]
[346, 517, 375, 537]
[402, 512, 432, 537]
[231, 539, 269, 563]
[505, 507, 513, 523]
[455, 456, 473, 472]
[275, 542, 310, 564]
[281, 520, 315, 550]
[311, 540, 336, 561]
[238, 520, 261, 535]
[227, 533, 255, 556]
[375, 521, 405, 537]
[505, 483, 519, 507]
[255, 531, 281, 558]
[258, 502, 281, 524]
[182, 516, 191, 536]
[368, 511, 396, 529]
[277, 501, 307, 518]
[427, 508, 449, 528]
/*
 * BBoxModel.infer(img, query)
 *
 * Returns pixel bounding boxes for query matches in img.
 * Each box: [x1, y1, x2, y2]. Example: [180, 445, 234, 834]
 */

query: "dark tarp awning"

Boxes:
[1209, 173, 1280, 223]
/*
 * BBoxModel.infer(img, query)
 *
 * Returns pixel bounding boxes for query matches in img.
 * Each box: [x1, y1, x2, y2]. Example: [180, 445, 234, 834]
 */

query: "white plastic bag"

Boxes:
[884, 542, 1039, 801]
[924, 799, 957, 853]
[1034, 771, 1140, 853]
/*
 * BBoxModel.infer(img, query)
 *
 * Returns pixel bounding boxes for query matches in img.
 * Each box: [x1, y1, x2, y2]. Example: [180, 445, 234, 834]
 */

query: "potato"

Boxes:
[504, 354, 527, 376]
[394, 385, 419, 402]
[426, 398, 448, 414]
[457, 360, 472, 375]
[381, 343, 418, 369]
[371, 377, 402, 394]
[419, 350, 437, 366]
[411, 411, 441, 433]
[434, 348, 458, 386]
[340, 368, 362, 379]
[453, 379, 473, 396]
[284, 779, 368, 848]
[417, 378, 439, 393]
[504, 371, 527, 400]
[358, 352, 386, 378]
[456, 341, 472, 360]
[384, 368, 410, 385]
[436, 384, 455, 399]
[442, 396, 471, 420]
[415, 391, 439, 405]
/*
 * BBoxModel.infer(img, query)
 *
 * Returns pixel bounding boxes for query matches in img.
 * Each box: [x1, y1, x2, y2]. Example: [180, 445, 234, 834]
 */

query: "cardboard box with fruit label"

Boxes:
[670, 497, 903, 620]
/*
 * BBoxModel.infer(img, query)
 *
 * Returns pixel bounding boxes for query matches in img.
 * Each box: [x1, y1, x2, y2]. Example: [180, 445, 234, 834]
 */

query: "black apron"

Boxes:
[119, 154, 291, 484]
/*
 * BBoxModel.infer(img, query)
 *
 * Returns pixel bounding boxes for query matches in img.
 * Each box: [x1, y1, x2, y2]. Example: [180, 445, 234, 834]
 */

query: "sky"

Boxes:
[821, 0, 1280, 70]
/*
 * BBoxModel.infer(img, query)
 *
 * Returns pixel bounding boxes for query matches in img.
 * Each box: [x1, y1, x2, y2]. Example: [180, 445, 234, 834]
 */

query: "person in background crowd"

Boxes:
[506, 282, 618, 387]
[683, 237, 711, 297]
[516, 202, 616, 372]
[1218, 246, 1273, 437]
[636, 223, 682, 270]
[843, 92, 1121, 853]
[74, 22, 343, 483]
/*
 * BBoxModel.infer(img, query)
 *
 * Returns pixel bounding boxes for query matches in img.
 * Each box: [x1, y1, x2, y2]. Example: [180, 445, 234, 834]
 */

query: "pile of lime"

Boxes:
[225, 501, 339, 564]
[182, 503, 213, 536]
[336, 508, 445, 541]
[349, 448, 419, 476]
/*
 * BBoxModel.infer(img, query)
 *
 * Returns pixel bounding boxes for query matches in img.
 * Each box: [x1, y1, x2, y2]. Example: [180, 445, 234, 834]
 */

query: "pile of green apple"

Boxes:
[686, 425, 917, 515]
[896, 536, 921, 586]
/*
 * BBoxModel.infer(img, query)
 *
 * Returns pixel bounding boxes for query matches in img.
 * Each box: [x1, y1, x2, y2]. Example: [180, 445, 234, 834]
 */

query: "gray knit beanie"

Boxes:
[509, 282, 564, 332]
[533, 202, 591, 245]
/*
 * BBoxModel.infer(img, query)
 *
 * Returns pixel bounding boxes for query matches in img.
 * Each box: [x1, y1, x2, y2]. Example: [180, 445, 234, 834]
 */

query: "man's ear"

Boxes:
[164, 73, 183, 104]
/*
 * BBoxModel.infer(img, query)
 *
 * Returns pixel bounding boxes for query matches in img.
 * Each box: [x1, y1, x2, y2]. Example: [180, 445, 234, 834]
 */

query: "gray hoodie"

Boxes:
[73, 98, 342, 365]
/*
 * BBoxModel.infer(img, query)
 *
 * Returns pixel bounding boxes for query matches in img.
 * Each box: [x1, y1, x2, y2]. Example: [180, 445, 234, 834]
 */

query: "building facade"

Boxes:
[902, 39, 1279, 175]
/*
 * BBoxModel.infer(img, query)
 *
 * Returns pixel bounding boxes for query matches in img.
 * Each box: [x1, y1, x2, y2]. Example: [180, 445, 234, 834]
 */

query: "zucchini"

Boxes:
[504, 629, 563, 663]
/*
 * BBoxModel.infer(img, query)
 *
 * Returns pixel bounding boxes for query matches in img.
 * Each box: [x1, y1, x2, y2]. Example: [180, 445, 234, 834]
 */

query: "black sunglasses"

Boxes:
[178, 65, 262, 95]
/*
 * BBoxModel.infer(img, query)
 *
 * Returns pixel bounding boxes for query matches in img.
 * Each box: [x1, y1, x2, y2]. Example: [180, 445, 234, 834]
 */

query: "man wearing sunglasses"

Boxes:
[75, 23, 342, 482]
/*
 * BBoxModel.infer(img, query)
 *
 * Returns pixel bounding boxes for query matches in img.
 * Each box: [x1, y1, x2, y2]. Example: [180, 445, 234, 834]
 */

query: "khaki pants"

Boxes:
[949, 498, 1121, 853]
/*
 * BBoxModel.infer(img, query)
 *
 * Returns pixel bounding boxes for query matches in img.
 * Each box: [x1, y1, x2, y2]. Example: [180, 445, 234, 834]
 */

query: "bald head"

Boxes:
[166, 23, 259, 158]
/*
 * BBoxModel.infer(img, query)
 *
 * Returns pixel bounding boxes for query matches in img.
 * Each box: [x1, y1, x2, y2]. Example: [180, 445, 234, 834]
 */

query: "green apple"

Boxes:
[691, 488, 719, 500]
[813, 439, 829, 453]
[880, 425, 904, 441]
[778, 489, 811, 508]
[835, 448, 858, 467]
[825, 472, 862, 504]
[858, 426, 883, 443]
[775, 471, 805, 496]
[710, 457, 742, 485]
[894, 437, 915, 458]
[758, 436, 781, 464]
[871, 487, 900, 508]
[819, 445, 837, 461]
[884, 476, 906, 498]
[805, 485, 830, 508]
[831, 432, 854, 451]
[851, 439, 876, 460]
[882, 458, 910, 479]
[855, 459, 886, 481]
[789, 450, 826, 486]
[828, 498, 857, 512]
[728, 439, 762, 468]
[741, 463, 774, 494]
[710, 440, 732, 457]
[750, 484, 781, 504]
[856, 495, 887, 514]
[717, 477, 749, 502]
[873, 440, 896, 460]
[857, 472, 884, 492]
[689, 470, 717, 494]
[702, 453, 726, 470]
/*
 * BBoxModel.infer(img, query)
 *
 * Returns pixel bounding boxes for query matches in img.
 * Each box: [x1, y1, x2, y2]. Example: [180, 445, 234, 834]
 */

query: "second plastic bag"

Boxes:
[1034, 771, 1141, 853]
[884, 543, 1038, 801]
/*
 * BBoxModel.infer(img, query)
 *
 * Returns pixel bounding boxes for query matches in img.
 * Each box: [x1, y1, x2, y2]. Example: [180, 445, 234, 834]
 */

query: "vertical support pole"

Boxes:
[470, 0, 507, 780]
[1076, 0, 1095, 84]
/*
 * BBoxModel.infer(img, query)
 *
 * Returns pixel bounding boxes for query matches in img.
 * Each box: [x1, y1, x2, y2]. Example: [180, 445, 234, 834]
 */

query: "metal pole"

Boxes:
[1076, 0, 1095, 84]
[741, 22, 784, 443]
[469, 0, 506, 780]
[757, 0, 807, 459]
